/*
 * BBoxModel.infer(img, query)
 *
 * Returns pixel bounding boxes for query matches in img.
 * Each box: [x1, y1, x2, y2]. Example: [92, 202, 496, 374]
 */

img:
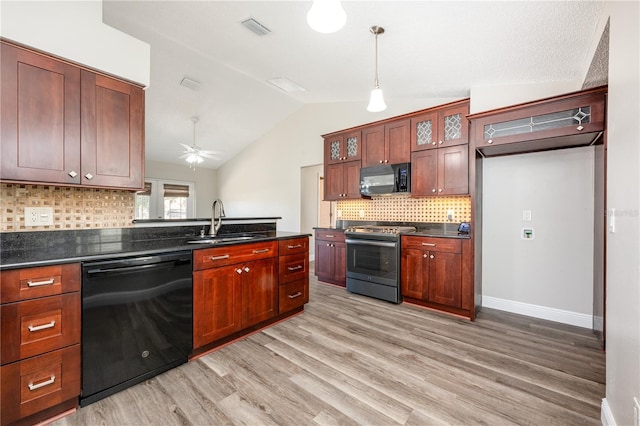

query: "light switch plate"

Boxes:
[523, 210, 532, 221]
[24, 207, 54, 226]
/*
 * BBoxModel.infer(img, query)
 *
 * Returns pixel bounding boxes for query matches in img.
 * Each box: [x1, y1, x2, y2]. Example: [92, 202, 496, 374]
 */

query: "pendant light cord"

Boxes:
[374, 32, 379, 88]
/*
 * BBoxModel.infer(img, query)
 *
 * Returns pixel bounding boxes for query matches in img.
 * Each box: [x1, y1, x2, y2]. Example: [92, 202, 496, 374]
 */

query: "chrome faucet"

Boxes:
[210, 199, 226, 237]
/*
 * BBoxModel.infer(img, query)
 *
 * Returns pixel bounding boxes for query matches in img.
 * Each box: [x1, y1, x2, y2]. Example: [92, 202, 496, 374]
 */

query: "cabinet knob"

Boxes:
[236, 268, 243, 274]
[326, 243, 331, 247]
[487, 139, 493, 144]
[438, 141, 443, 145]
[432, 141, 437, 146]
[85, 173, 94, 180]
[384, 160, 389, 163]
[430, 254, 435, 259]
[438, 189, 443, 193]
[243, 266, 250, 273]
[577, 125, 584, 131]
[68, 171, 78, 178]
[423, 253, 427, 258]
[379, 160, 383, 164]
[432, 189, 436, 193]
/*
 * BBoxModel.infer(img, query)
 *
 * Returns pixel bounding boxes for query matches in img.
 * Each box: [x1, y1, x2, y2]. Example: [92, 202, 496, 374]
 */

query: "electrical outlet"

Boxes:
[447, 210, 455, 221]
[336, 209, 342, 218]
[359, 210, 365, 218]
[633, 397, 639, 426]
[24, 207, 54, 226]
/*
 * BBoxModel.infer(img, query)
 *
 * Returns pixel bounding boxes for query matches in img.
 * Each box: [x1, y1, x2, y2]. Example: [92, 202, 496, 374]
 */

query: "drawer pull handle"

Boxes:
[253, 249, 270, 254]
[28, 321, 56, 332]
[28, 375, 56, 391]
[288, 292, 303, 299]
[287, 265, 303, 271]
[325, 235, 335, 238]
[210, 254, 230, 261]
[287, 244, 303, 249]
[421, 243, 436, 247]
[27, 278, 55, 287]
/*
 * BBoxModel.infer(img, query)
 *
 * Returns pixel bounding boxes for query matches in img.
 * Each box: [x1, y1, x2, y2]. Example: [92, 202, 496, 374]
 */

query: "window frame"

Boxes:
[135, 178, 196, 219]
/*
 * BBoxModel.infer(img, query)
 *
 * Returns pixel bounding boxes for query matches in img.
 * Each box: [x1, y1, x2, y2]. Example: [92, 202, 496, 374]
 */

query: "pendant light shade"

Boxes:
[367, 26, 387, 112]
[307, 0, 346, 34]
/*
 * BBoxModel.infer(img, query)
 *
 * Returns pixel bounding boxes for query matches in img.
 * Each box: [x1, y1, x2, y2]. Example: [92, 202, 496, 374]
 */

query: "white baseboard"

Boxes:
[481, 296, 593, 328]
[601, 398, 616, 426]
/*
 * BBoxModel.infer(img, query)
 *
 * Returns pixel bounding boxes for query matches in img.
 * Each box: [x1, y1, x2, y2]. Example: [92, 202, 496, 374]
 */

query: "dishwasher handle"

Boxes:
[85, 260, 190, 276]
[84, 251, 192, 276]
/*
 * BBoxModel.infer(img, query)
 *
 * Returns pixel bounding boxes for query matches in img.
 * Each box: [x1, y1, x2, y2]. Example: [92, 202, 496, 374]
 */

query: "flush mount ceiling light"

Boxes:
[307, 0, 346, 34]
[366, 25, 387, 113]
[180, 117, 221, 169]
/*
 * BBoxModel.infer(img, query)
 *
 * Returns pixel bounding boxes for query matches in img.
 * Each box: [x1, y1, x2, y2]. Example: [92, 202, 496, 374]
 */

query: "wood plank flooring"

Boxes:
[52, 267, 605, 425]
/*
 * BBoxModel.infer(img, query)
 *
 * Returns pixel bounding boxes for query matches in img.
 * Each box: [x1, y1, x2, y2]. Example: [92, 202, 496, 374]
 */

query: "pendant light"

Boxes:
[307, 0, 346, 34]
[367, 26, 387, 112]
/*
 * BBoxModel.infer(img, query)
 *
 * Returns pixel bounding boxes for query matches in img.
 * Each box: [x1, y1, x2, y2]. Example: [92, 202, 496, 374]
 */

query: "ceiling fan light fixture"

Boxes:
[366, 25, 387, 112]
[307, 0, 346, 34]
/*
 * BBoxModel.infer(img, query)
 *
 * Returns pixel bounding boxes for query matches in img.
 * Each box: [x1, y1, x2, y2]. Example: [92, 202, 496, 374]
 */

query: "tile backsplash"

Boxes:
[337, 195, 471, 223]
[0, 184, 135, 232]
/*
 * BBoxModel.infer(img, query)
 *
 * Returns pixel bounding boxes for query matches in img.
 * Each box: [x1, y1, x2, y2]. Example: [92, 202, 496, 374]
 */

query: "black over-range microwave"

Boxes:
[360, 162, 411, 196]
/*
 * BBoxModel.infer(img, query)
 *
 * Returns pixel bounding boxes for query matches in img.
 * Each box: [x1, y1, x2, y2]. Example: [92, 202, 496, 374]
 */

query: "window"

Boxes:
[135, 179, 195, 219]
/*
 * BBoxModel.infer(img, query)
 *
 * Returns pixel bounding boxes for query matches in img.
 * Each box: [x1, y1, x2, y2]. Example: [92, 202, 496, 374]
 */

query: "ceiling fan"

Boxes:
[179, 116, 221, 169]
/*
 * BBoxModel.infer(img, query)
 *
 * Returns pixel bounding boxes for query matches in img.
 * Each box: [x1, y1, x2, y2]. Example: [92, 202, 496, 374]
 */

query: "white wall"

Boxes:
[602, 2, 640, 425]
[145, 160, 218, 218]
[216, 98, 456, 232]
[0, 1, 150, 86]
[482, 147, 595, 326]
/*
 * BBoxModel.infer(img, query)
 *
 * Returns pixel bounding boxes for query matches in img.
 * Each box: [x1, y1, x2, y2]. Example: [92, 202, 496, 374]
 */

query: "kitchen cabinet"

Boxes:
[0, 41, 144, 190]
[411, 144, 469, 196]
[410, 100, 469, 151]
[324, 160, 361, 200]
[324, 130, 361, 164]
[401, 236, 474, 319]
[278, 237, 310, 314]
[0, 263, 81, 426]
[469, 87, 606, 157]
[314, 230, 346, 287]
[193, 241, 278, 349]
[361, 120, 410, 167]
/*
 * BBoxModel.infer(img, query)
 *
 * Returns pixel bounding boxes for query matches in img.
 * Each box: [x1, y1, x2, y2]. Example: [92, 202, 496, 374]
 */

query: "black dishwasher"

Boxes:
[81, 251, 193, 406]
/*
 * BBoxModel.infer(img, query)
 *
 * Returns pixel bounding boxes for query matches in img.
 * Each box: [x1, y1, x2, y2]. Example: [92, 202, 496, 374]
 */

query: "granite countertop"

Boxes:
[0, 227, 310, 270]
[314, 221, 470, 239]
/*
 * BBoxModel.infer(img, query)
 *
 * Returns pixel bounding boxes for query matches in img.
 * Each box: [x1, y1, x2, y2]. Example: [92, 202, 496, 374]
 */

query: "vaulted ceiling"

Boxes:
[102, 1, 606, 169]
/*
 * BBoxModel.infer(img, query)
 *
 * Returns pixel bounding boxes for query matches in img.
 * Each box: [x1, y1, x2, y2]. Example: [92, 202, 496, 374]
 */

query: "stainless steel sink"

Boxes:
[186, 235, 257, 244]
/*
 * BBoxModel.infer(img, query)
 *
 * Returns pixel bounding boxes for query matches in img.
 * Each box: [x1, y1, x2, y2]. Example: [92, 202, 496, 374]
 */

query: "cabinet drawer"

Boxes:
[278, 237, 309, 255]
[194, 241, 278, 270]
[402, 236, 462, 253]
[279, 253, 309, 284]
[1, 293, 80, 365]
[0, 345, 80, 426]
[0, 264, 80, 304]
[315, 230, 345, 243]
[279, 279, 308, 314]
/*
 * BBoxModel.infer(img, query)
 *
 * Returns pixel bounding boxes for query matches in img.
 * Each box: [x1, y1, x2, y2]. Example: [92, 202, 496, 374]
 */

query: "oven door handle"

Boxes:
[345, 238, 398, 248]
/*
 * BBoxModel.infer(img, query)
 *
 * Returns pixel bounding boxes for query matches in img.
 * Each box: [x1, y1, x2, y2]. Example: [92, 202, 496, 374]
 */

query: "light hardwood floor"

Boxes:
[53, 267, 605, 426]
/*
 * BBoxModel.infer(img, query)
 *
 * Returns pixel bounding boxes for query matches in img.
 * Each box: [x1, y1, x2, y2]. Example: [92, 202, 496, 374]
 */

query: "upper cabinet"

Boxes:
[361, 119, 410, 167]
[469, 86, 606, 157]
[411, 100, 469, 151]
[324, 130, 361, 164]
[0, 41, 145, 190]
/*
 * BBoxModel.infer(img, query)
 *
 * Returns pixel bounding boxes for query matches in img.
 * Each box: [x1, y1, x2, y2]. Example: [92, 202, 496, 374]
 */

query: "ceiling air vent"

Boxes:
[241, 17, 271, 36]
[180, 77, 201, 90]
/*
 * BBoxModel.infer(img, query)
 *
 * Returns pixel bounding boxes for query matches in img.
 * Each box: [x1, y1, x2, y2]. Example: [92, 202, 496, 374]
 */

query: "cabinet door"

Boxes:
[193, 266, 242, 348]
[428, 252, 462, 308]
[361, 125, 386, 167]
[242, 258, 278, 328]
[1, 43, 81, 184]
[344, 161, 362, 199]
[324, 135, 344, 165]
[438, 145, 469, 195]
[324, 163, 344, 201]
[410, 149, 438, 196]
[81, 71, 144, 189]
[401, 248, 427, 299]
[314, 240, 334, 279]
[437, 102, 469, 147]
[343, 131, 362, 161]
[411, 111, 438, 152]
[386, 119, 410, 164]
[332, 242, 347, 284]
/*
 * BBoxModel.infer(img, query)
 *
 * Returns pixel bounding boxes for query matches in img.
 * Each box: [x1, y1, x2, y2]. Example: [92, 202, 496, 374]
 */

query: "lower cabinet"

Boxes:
[314, 230, 346, 286]
[278, 238, 310, 314]
[401, 235, 474, 319]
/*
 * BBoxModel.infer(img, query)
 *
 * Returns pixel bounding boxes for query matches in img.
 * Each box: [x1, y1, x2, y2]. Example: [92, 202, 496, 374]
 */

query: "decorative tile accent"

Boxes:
[337, 195, 471, 223]
[416, 120, 433, 145]
[0, 184, 135, 232]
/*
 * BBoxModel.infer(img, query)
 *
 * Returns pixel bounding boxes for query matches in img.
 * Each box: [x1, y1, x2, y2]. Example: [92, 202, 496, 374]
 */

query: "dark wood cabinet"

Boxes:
[324, 160, 360, 200]
[0, 41, 144, 190]
[362, 120, 410, 167]
[411, 144, 469, 196]
[278, 237, 310, 314]
[193, 242, 278, 349]
[411, 101, 469, 152]
[324, 131, 361, 164]
[315, 230, 346, 287]
[0, 264, 81, 426]
[401, 236, 474, 319]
